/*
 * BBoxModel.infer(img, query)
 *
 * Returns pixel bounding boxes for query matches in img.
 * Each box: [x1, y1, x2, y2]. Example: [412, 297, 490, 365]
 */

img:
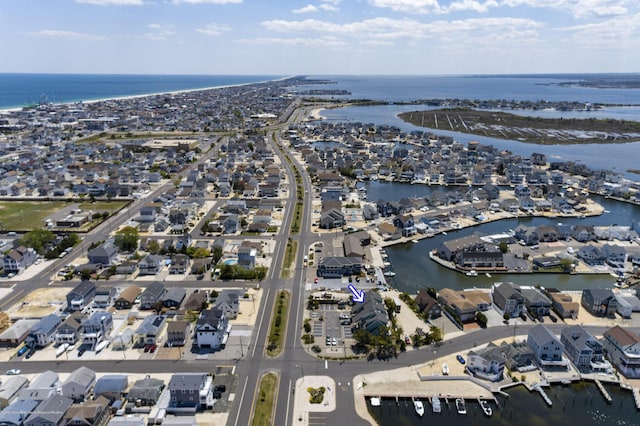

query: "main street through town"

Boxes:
[1, 101, 637, 426]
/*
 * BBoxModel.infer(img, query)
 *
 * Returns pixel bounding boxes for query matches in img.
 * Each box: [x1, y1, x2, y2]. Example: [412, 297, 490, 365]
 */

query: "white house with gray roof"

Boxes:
[466, 342, 506, 382]
[61, 366, 96, 402]
[527, 324, 567, 369]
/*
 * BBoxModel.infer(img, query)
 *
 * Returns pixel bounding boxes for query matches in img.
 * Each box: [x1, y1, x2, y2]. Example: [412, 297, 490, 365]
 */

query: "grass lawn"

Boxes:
[0, 200, 128, 231]
[252, 372, 278, 426]
[266, 290, 290, 357]
[282, 240, 298, 279]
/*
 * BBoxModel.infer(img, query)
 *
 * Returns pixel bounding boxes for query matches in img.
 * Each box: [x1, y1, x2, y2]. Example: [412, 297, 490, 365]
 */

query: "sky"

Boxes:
[1, 0, 639, 75]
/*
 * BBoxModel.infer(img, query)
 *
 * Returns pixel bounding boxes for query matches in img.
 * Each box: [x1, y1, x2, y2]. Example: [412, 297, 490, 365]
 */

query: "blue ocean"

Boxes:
[0, 74, 283, 109]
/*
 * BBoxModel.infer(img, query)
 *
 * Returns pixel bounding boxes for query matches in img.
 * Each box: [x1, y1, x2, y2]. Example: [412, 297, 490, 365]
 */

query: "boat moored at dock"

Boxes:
[431, 396, 442, 413]
[456, 398, 467, 415]
[480, 399, 493, 416]
[414, 399, 424, 417]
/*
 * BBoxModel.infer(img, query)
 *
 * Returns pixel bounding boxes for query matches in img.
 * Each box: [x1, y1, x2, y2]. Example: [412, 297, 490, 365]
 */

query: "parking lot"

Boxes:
[313, 303, 353, 351]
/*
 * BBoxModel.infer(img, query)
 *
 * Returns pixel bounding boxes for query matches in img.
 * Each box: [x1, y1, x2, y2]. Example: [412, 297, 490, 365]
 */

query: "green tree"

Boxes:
[146, 240, 160, 254]
[20, 229, 55, 255]
[211, 245, 224, 264]
[476, 311, 488, 328]
[499, 241, 509, 253]
[429, 325, 443, 343]
[80, 269, 92, 281]
[114, 226, 139, 252]
[560, 258, 573, 272]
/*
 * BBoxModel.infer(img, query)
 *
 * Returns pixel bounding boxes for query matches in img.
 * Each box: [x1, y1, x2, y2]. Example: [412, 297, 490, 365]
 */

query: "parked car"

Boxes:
[16, 346, 28, 357]
[149, 344, 157, 353]
[456, 355, 466, 364]
[6, 369, 20, 375]
[214, 384, 226, 392]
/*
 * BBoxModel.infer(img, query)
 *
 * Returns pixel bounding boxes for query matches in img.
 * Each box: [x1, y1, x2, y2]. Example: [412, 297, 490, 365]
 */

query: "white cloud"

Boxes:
[195, 23, 231, 36]
[293, 4, 319, 13]
[241, 36, 347, 47]
[143, 24, 176, 40]
[558, 12, 640, 47]
[172, 0, 242, 4]
[501, 0, 632, 19]
[28, 30, 107, 40]
[75, 0, 146, 5]
[368, 0, 443, 14]
[446, 0, 499, 13]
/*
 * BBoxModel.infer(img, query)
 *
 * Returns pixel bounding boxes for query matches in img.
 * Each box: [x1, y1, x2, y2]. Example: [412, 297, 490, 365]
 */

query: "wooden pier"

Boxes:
[532, 383, 553, 406]
[594, 379, 612, 403]
[632, 387, 640, 410]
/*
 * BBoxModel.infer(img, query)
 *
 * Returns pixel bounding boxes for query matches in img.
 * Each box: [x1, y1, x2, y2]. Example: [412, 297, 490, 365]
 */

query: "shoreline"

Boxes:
[0, 74, 294, 112]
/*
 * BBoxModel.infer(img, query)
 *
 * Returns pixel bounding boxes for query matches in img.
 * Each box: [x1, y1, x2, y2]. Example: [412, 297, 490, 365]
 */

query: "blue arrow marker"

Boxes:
[348, 284, 365, 304]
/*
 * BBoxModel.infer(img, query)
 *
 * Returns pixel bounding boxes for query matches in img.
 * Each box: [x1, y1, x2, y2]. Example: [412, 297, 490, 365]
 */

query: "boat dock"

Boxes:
[594, 379, 612, 403]
[532, 383, 553, 406]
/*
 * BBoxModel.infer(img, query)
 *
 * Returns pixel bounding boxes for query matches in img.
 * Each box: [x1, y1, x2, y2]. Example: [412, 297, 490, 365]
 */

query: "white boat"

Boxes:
[383, 271, 396, 277]
[465, 270, 478, 277]
[455, 398, 467, 415]
[411, 240, 419, 244]
[95, 341, 109, 353]
[442, 231, 447, 235]
[56, 343, 69, 357]
[480, 400, 492, 417]
[370, 397, 381, 407]
[442, 363, 449, 375]
[431, 396, 442, 413]
[414, 399, 425, 417]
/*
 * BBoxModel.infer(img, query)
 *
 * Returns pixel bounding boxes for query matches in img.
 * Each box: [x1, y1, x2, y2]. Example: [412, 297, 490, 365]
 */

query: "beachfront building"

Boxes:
[560, 325, 611, 373]
[414, 290, 442, 319]
[466, 342, 506, 381]
[602, 326, 640, 378]
[519, 286, 552, 317]
[500, 341, 536, 373]
[527, 324, 567, 370]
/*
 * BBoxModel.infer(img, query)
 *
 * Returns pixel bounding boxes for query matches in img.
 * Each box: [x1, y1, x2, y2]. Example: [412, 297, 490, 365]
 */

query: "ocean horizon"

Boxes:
[3, 72, 640, 110]
[0, 73, 285, 110]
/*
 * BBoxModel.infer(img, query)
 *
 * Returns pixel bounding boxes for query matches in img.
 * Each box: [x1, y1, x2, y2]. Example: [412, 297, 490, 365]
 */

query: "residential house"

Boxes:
[393, 214, 416, 237]
[138, 254, 163, 276]
[316, 257, 362, 278]
[602, 326, 640, 378]
[66, 280, 96, 312]
[492, 282, 525, 317]
[414, 290, 442, 319]
[546, 290, 580, 319]
[169, 254, 190, 274]
[81, 311, 113, 350]
[114, 285, 142, 310]
[163, 287, 187, 310]
[134, 315, 167, 347]
[437, 288, 477, 323]
[351, 290, 389, 336]
[63, 396, 110, 426]
[0, 318, 38, 348]
[93, 375, 129, 402]
[127, 376, 165, 406]
[466, 342, 506, 382]
[195, 309, 229, 349]
[181, 291, 208, 313]
[212, 290, 242, 320]
[28, 314, 61, 348]
[581, 288, 617, 317]
[319, 208, 345, 229]
[0, 376, 29, 409]
[93, 285, 118, 309]
[577, 245, 606, 266]
[60, 366, 96, 402]
[111, 329, 133, 351]
[499, 341, 536, 373]
[87, 241, 119, 265]
[55, 312, 83, 345]
[167, 320, 190, 347]
[18, 370, 60, 401]
[237, 246, 257, 269]
[168, 373, 214, 412]
[0, 399, 39, 426]
[527, 324, 567, 369]
[519, 286, 552, 317]
[572, 225, 596, 242]
[561, 325, 611, 373]
[2, 246, 37, 275]
[601, 244, 627, 268]
[139, 281, 166, 310]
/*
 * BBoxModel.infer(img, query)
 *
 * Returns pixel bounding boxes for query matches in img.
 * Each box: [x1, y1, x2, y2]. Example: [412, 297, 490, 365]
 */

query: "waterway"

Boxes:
[358, 180, 640, 293]
[369, 382, 639, 426]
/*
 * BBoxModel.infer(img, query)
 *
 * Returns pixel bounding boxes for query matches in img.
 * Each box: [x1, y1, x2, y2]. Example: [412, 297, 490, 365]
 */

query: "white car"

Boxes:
[6, 369, 20, 375]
